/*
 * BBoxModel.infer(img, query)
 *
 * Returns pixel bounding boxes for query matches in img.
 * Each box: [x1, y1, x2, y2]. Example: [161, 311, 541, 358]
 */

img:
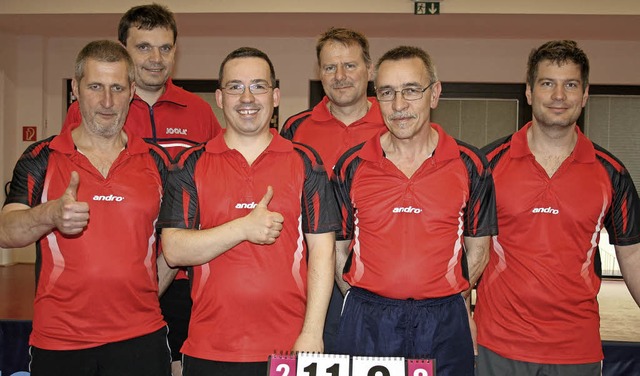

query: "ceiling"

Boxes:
[0, 13, 639, 40]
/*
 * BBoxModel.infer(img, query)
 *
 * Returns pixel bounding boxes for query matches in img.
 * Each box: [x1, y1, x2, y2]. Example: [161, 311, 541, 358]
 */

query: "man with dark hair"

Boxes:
[64, 3, 222, 156]
[0, 40, 171, 376]
[475, 40, 640, 376]
[63, 6, 222, 374]
[280, 27, 386, 351]
[332, 45, 496, 376]
[159, 47, 339, 376]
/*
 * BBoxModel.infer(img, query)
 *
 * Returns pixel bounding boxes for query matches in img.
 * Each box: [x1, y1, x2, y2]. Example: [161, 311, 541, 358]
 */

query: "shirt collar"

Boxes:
[132, 78, 186, 107]
[511, 121, 595, 163]
[311, 96, 383, 124]
[50, 122, 148, 155]
[206, 128, 292, 154]
[359, 123, 460, 163]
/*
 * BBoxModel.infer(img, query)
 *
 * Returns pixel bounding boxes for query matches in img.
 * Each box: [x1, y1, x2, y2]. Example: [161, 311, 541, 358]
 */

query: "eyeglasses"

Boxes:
[375, 82, 436, 102]
[221, 82, 273, 95]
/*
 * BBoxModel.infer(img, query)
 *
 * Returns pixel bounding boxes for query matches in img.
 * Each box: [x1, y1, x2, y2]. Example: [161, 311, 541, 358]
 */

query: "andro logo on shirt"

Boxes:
[235, 202, 257, 209]
[93, 194, 125, 202]
[166, 128, 188, 135]
[532, 207, 560, 215]
[392, 206, 423, 214]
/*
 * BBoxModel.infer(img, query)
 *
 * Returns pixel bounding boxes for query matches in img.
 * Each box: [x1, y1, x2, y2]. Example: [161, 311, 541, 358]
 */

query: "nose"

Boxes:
[335, 65, 346, 81]
[391, 91, 408, 112]
[239, 87, 255, 103]
[102, 89, 114, 108]
[149, 47, 162, 63]
[551, 85, 566, 101]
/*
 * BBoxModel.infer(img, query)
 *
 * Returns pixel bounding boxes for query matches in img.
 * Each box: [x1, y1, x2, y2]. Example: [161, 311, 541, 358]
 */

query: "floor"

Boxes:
[1, 263, 639, 342]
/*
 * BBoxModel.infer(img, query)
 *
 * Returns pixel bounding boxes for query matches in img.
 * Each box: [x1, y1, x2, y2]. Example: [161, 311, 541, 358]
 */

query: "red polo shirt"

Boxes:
[4, 124, 169, 350]
[280, 96, 386, 176]
[158, 129, 340, 361]
[334, 124, 497, 299]
[475, 122, 640, 364]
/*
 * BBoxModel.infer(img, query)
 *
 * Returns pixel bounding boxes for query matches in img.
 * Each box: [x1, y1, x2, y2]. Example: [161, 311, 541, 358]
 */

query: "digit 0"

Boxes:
[367, 365, 390, 376]
[413, 370, 429, 376]
[276, 363, 290, 376]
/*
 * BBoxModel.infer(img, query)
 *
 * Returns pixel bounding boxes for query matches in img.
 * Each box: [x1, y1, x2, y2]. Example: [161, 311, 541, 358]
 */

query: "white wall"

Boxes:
[0, 32, 38, 264]
[0, 32, 17, 187]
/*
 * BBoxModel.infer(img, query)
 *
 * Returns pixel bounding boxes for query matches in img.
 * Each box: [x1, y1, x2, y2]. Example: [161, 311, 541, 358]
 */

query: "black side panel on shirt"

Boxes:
[280, 112, 312, 140]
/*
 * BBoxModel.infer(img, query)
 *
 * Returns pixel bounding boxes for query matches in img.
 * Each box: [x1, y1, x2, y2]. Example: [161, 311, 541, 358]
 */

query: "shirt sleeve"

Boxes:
[293, 142, 341, 234]
[602, 160, 640, 246]
[158, 146, 204, 230]
[4, 138, 53, 208]
[331, 145, 364, 241]
[460, 145, 498, 237]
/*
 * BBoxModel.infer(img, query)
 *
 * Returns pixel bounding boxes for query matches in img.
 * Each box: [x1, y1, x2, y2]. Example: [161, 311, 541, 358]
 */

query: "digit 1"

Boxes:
[303, 363, 317, 376]
[327, 363, 340, 376]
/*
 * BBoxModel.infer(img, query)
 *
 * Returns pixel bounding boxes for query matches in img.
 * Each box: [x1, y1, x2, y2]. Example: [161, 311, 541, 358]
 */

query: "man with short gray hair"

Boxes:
[0, 40, 172, 376]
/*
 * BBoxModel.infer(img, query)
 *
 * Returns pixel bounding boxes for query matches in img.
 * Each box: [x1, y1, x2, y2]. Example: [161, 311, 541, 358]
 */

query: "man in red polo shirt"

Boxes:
[0, 40, 171, 376]
[158, 47, 339, 376]
[280, 27, 385, 174]
[332, 46, 496, 376]
[280, 27, 387, 351]
[63, 4, 221, 156]
[475, 40, 640, 376]
[62, 6, 223, 374]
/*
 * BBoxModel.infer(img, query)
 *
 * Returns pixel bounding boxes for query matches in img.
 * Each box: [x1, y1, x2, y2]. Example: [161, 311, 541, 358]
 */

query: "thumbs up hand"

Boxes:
[244, 186, 284, 245]
[54, 171, 90, 235]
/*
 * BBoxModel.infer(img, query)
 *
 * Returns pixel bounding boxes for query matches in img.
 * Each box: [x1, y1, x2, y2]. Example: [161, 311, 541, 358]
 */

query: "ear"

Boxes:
[525, 83, 533, 106]
[215, 89, 223, 109]
[273, 87, 281, 108]
[429, 81, 442, 109]
[581, 84, 589, 108]
[71, 78, 80, 100]
[366, 63, 374, 81]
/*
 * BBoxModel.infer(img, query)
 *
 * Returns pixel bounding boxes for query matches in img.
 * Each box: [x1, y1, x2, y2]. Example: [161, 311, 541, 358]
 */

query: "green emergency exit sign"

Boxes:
[415, 2, 440, 15]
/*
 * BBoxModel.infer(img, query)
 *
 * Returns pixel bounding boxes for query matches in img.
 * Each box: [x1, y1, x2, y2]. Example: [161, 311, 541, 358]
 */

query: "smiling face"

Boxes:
[526, 60, 589, 129]
[375, 57, 441, 141]
[318, 41, 372, 109]
[215, 57, 280, 137]
[124, 26, 175, 94]
[72, 59, 134, 138]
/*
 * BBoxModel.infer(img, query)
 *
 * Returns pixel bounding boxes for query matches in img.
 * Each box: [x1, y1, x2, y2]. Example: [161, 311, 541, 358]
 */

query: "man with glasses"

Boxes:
[332, 46, 496, 376]
[158, 47, 339, 376]
[280, 26, 386, 352]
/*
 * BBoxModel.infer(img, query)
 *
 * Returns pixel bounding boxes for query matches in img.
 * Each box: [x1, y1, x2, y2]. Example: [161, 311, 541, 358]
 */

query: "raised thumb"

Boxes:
[65, 171, 80, 200]
[257, 186, 274, 208]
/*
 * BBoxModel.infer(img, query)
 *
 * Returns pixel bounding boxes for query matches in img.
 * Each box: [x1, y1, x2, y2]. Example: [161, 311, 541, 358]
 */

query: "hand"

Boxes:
[244, 186, 284, 244]
[54, 171, 90, 235]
